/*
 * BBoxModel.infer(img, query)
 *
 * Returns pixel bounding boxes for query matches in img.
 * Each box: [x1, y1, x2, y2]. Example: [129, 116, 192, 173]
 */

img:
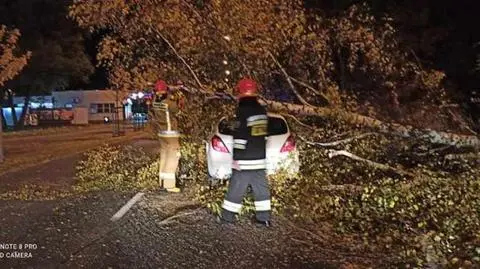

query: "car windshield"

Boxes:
[218, 116, 288, 136]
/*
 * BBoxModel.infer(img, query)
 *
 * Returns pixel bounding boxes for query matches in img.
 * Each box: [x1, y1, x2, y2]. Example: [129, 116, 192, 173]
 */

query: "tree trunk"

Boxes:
[1, 99, 6, 131]
[7, 91, 17, 128]
[17, 92, 31, 129]
[260, 99, 480, 149]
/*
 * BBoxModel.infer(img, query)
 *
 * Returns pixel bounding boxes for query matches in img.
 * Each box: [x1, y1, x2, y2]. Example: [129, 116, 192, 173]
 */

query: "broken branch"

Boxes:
[444, 152, 480, 161]
[297, 134, 413, 176]
[299, 133, 377, 147]
[447, 109, 478, 136]
[158, 208, 203, 225]
[267, 51, 314, 107]
[152, 28, 204, 90]
[327, 149, 414, 177]
[281, 113, 316, 130]
[271, 70, 330, 105]
[288, 76, 330, 105]
[414, 145, 452, 156]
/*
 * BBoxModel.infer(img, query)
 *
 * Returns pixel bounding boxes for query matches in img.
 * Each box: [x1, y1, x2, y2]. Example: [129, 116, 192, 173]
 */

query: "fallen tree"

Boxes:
[261, 99, 480, 148]
[69, 1, 480, 150]
[73, 93, 480, 268]
[70, 2, 480, 266]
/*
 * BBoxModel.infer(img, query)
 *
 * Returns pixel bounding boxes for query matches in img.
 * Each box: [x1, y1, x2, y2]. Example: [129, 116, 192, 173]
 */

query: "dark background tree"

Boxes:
[305, 0, 480, 126]
[0, 0, 95, 128]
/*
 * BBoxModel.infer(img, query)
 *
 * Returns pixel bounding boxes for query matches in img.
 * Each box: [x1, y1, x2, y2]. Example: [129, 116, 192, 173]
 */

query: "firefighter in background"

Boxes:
[152, 79, 185, 193]
[218, 78, 272, 227]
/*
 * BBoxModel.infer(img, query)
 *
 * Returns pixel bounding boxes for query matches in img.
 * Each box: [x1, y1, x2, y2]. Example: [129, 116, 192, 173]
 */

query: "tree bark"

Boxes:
[17, 91, 31, 129]
[1, 109, 5, 131]
[7, 91, 17, 128]
[260, 99, 480, 148]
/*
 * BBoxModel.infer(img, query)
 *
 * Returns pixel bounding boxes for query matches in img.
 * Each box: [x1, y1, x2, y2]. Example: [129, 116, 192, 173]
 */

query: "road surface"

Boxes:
[0, 190, 377, 269]
[0, 125, 379, 268]
[0, 124, 149, 178]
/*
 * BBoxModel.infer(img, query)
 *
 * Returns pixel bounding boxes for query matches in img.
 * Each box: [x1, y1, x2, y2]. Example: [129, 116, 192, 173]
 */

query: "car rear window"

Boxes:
[268, 117, 288, 135]
[218, 119, 234, 135]
[218, 117, 288, 136]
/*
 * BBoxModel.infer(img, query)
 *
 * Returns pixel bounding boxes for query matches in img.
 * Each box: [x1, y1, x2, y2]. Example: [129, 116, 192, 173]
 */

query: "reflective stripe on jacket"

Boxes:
[232, 97, 268, 170]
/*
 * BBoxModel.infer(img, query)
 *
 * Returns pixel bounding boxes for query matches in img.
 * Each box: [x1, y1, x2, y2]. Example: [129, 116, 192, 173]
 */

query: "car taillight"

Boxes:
[212, 135, 229, 153]
[280, 135, 296, 153]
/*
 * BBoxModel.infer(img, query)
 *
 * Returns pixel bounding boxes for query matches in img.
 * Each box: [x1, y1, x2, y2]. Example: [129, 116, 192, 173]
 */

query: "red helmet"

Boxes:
[155, 80, 168, 94]
[235, 78, 258, 99]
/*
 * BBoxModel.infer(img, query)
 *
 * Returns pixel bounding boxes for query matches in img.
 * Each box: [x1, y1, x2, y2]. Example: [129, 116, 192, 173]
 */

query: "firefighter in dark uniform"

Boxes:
[219, 78, 271, 227]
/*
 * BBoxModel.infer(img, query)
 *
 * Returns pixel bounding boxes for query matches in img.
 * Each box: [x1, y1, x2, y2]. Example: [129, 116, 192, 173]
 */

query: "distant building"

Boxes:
[1, 89, 127, 126]
[52, 90, 124, 122]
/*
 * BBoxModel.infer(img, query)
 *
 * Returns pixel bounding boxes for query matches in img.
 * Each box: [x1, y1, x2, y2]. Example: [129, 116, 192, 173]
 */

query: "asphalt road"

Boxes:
[0, 191, 352, 269]
[0, 124, 377, 269]
[0, 124, 149, 176]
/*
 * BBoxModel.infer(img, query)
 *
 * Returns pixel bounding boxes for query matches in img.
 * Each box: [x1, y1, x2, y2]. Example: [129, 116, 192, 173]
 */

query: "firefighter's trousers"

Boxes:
[158, 133, 181, 190]
[221, 169, 271, 222]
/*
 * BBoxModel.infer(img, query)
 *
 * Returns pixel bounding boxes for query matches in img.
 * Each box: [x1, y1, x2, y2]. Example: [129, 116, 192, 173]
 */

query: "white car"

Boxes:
[206, 113, 300, 180]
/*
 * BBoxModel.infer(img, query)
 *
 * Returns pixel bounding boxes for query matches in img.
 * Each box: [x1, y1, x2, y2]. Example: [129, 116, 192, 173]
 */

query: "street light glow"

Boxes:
[225, 70, 231, 75]
[223, 60, 228, 65]
[223, 35, 231, 41]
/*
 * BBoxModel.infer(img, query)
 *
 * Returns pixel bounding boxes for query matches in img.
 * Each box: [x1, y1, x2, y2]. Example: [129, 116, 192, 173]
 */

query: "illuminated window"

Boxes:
[90, 103, 115, 113]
